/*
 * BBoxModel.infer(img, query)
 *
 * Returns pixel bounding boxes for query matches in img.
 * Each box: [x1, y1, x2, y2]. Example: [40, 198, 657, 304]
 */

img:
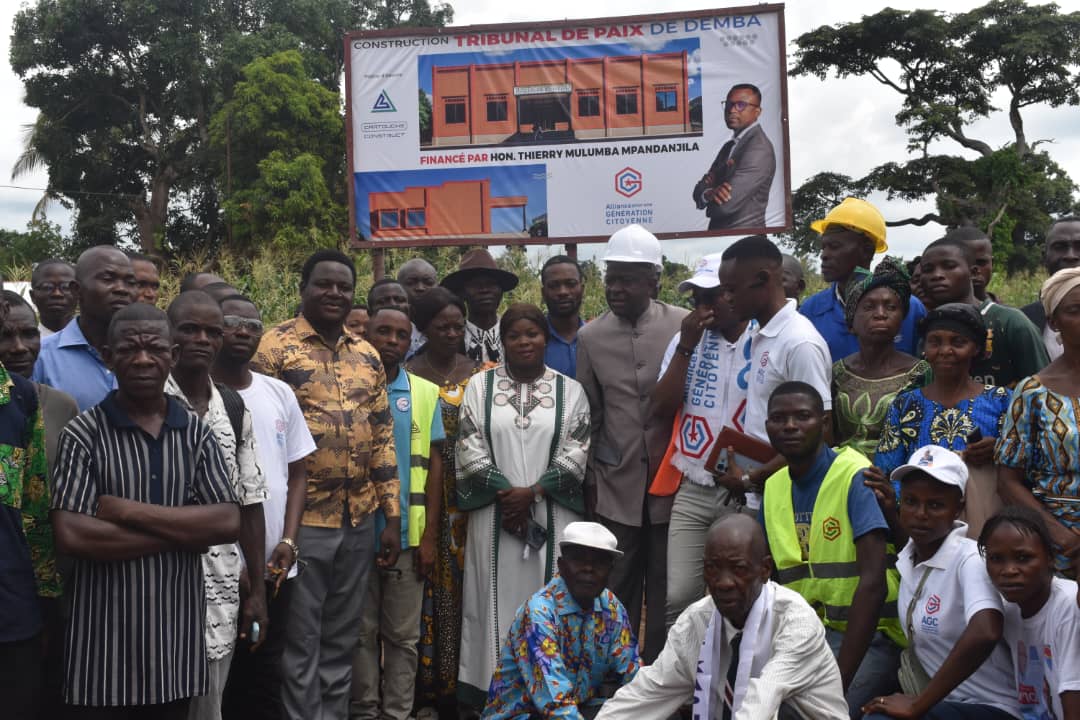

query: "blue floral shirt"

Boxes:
[482, 575, 639, 719]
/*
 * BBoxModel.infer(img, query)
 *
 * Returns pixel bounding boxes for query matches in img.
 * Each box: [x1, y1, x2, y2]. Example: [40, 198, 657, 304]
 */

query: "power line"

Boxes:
[0, 183, 143, 199]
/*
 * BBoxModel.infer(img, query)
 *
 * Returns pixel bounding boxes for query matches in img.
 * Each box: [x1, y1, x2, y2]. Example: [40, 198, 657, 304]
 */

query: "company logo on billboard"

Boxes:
[361, 121, 409, 140]
[372, 90, 397, 113]
[614, 167, 643, 198]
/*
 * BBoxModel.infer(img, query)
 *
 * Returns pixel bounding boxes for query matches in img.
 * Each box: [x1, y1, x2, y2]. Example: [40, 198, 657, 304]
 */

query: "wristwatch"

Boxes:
[740, 473, 752, 492]
[532, 485, 544, 504]
[279, 537, 299, 562]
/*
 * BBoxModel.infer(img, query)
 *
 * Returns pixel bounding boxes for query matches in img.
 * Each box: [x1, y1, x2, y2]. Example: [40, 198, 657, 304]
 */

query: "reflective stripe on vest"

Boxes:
[406, 373, 440, 547]
[764, 446, 906, 647]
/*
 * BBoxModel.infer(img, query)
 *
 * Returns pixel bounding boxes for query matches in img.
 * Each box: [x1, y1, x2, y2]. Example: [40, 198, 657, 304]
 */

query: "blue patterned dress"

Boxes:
[874, 385, 1011, 485]
[995, 376, 1080, 569]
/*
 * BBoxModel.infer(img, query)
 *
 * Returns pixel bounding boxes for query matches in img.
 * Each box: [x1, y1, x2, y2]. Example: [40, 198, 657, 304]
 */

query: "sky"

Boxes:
[2, 0, 1079, 267]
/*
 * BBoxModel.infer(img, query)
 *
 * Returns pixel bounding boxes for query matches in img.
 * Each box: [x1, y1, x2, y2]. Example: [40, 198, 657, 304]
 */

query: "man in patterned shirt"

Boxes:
[482, 522, 638, 720]
[252, 249, 400, 720]
[0, 276, 51, 718]
[165, 291, 268, 720]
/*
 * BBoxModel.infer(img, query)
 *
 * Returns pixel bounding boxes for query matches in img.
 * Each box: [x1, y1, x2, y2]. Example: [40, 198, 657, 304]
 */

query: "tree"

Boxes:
[10, 0, 453, 256]
[0, 221, 70, 268]
[787, 0, 1080, 270]
[212, 51, 346, 252]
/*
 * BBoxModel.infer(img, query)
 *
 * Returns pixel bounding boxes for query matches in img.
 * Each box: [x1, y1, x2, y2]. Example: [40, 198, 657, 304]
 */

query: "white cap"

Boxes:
[603, 224, 663, 268]
[559, 521, 623, 557]
[889, 445, 968, 497]
[678, 252, 725, 293]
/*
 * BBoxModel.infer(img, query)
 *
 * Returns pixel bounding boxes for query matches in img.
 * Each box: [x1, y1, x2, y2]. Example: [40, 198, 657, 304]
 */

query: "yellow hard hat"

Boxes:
[810, 197, 887, 253]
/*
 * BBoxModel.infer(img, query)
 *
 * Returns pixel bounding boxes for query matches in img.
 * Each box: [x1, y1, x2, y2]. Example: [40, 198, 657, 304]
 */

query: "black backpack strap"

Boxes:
[215, 382, 245, 451]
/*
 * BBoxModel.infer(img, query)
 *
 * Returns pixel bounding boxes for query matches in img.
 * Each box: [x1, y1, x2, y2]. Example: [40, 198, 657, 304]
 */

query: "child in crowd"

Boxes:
[981, 506, 1080, 719]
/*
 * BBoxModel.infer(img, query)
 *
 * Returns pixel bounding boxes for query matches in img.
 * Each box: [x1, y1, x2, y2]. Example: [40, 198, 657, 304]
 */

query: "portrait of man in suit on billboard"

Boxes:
[692, 83, 776, 230]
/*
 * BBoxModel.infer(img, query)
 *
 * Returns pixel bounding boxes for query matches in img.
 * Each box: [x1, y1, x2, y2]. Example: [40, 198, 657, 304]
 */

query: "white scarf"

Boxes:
[693, 581, 775, 720]
[673, 326, 753, 484]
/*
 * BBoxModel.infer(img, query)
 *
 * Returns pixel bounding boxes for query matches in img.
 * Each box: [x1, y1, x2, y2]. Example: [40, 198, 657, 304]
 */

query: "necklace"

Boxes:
[423, 353, 462, 388]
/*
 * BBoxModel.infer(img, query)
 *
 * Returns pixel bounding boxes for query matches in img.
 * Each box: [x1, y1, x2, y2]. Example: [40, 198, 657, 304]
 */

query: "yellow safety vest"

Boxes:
[763, 446, 905, 647]
[406, 372, 440, 548]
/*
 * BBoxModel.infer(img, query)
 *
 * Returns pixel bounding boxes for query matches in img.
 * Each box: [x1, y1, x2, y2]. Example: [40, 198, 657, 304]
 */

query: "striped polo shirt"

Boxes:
[51, 391, 237, 707]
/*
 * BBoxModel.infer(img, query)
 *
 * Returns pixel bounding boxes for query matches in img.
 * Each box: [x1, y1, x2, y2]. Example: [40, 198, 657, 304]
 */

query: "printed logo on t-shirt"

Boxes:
[755, 350, 770, 385]
[822, 516, 842, 541]
[925, 594, 941, 614]
[1015, 640, 1056, 718]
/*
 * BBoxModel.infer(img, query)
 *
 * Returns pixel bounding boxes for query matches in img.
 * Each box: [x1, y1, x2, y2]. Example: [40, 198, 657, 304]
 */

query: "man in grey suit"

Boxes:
[576, 223, 688, 664]
[693, 83, 776, 230]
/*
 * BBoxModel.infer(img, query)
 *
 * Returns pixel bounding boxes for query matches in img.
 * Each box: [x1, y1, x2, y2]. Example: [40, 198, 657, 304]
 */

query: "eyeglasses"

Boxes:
[32, 281, 76, 294]
[723, 100, 760, 112]
[222, 315, 263, 333]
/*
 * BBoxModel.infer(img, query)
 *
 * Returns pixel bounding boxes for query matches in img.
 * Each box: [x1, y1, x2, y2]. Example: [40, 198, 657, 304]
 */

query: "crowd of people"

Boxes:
[1, 202, 1080, 720]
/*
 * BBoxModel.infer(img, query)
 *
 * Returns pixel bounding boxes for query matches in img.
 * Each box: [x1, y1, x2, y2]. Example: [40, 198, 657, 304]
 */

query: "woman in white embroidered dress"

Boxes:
[454, 303, 590, 712]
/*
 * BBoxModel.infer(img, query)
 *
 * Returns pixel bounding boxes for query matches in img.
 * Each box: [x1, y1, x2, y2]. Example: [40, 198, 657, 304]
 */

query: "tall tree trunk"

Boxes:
[132, 165, 177, 252]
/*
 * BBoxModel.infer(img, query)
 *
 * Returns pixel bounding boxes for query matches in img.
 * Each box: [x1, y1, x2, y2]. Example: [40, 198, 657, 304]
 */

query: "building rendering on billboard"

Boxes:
[429, 51, 694, 147]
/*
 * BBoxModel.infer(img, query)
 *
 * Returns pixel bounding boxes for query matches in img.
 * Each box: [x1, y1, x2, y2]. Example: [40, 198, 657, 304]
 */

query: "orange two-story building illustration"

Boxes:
[369, 179, 529, 239]
[429, 51, 693, 147]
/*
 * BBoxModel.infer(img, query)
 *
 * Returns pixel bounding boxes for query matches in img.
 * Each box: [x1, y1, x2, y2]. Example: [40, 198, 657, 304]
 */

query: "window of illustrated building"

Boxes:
[378, 209, 401, 229]
[445, 98, 466, 124]
[486, 95, 508, 122]
[577, 90, 600, 117]
[369, 212, 379, 230]
[615, 88, 638, 115]
[655, 86, 678, 112]
[406, 209, 427, 228]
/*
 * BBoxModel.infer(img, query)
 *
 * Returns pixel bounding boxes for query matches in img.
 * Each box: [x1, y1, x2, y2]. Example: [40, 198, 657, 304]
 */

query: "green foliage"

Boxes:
[787, 0, 1080, 271]
[0, 221, 70, 268]
[211, 51, 347, 253]
[10, 0, 453, 257]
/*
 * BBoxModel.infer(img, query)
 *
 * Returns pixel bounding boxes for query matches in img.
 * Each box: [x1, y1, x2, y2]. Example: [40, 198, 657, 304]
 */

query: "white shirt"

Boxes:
[658, 325, 753, 485]
[1044, 323, 1064, 362]
[597, 584, 848, 720]
[897, 522, 1020, 717]
[742, 299, 832, 443]
[237, 373, 317, 580]
[1003, 576, 1080, 719]
[465, 319, 502, 364]
[164, 376, 269, 660]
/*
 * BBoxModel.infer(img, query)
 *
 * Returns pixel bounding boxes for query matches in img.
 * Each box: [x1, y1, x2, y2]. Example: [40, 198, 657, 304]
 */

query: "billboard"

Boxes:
[346, 5, 791, 248]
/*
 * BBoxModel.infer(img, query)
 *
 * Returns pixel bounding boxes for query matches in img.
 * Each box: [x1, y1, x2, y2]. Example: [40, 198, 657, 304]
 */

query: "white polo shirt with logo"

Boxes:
[741, 298, 833, 443]
[897, 522, 1020, 716]
[1003, 576, 1080, 719]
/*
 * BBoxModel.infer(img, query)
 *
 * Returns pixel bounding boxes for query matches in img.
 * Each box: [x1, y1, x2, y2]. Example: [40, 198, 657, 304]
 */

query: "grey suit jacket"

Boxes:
[576, 301, 687, 527]
[692, 123, 776, 230]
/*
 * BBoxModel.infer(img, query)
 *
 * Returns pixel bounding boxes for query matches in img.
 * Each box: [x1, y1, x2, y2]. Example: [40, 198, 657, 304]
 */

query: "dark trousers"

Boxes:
[1, 632, 43, 720]
[63, 698, 190, 720]
[222, 579, 294, 720]
[39, 596, 67, 720]
[597, 515, 668, 664]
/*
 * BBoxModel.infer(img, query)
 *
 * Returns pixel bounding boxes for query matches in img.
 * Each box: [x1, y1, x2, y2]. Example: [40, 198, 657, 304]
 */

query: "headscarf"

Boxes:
[1041, 267, 1080, 319]
[920, 303, 987, 357]
[844, 256, 912, 328]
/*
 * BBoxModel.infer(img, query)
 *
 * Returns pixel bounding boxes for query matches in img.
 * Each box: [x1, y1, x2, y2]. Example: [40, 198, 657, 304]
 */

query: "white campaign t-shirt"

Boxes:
[238, 372, 317, 580]
[741, 299, 832, 443]
[657, 324, 754, 485]
[1003, 576, 1080, 719]
[897, 522, 1020, 717]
